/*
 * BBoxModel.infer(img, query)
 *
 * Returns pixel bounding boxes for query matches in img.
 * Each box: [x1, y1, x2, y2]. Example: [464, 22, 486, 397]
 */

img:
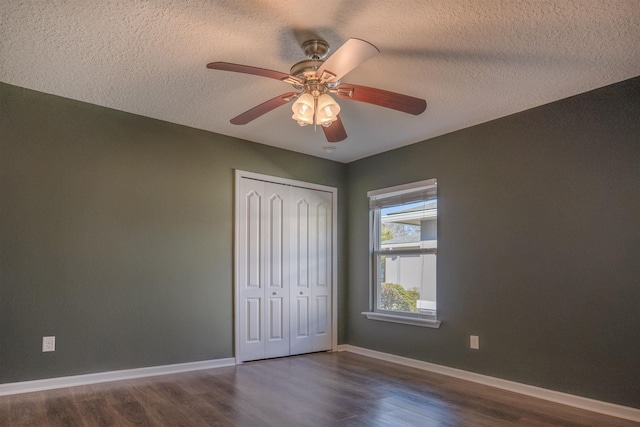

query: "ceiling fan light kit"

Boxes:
[292, 93, 341, 128]
[206, 37, 427, 143]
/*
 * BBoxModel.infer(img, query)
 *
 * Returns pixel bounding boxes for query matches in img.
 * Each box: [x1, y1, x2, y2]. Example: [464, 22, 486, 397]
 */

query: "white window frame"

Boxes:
[362, 179, 441, 328]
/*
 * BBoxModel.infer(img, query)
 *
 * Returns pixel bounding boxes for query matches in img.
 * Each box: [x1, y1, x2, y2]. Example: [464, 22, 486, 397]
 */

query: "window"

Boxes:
[363, 179, 440, 328]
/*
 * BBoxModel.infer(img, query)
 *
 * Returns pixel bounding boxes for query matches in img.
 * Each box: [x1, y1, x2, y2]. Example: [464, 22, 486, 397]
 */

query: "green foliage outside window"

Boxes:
[381, 225, 394, 242]
[380, 282, 420, 313]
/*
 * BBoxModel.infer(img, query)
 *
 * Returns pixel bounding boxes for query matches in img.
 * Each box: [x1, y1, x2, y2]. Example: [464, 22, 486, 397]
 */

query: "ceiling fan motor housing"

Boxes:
[290, 59, 336, 96]
[290, 59, 324, 80]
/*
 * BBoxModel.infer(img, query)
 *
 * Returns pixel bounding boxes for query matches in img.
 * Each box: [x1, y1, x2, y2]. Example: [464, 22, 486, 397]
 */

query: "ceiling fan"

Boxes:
[206, 38, 427, 143]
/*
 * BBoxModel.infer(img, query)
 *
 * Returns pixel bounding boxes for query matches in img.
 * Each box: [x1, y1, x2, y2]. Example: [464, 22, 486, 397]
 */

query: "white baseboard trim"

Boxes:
[337, 344, 640, 423]
[0, 358, 236, 397]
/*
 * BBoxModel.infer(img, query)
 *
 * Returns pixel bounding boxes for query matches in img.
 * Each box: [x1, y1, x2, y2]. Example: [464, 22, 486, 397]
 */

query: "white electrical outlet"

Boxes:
[42, 336, 55, 352]
[470, 335, 479, 350]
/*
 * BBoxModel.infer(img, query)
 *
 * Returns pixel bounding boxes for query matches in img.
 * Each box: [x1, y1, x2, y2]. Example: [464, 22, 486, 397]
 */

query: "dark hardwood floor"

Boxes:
[0, 352, 637, 426]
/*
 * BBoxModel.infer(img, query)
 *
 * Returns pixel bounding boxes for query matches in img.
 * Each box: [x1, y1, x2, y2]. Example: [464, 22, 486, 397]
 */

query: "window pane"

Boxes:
[380, 200, 437, 251]
[374, 191, 437, 317]
[377, 253, 436, 314]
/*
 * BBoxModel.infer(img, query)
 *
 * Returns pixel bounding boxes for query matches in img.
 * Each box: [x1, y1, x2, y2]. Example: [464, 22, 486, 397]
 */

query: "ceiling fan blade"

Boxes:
[335, 84, 426, 115]
[207, 62, 300, 83]
[316, 38, 379, 83]
[230, 92, 298, 125]
[322, 115, 347, 143]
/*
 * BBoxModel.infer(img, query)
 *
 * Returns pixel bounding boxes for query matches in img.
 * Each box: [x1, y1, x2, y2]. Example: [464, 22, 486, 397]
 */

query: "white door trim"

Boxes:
[234, 170, 338, 364]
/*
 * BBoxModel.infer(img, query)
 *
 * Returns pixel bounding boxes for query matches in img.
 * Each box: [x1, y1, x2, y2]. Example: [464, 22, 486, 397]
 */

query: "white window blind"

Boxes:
[368, 179, 437, 210]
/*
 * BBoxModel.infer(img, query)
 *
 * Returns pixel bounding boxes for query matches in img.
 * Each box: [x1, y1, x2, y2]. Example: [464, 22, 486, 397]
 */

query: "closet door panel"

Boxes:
[310, 190, 333, 352]
[264, 183, 290, 359]
[238, 180, 265, 362]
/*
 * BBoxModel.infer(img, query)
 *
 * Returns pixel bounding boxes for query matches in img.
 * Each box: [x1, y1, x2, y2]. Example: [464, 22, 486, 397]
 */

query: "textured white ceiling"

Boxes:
[2, 0, 639, 162]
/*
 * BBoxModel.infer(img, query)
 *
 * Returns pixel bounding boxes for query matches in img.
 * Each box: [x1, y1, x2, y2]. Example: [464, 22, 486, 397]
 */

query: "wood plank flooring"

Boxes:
[0, 352, 637, 426]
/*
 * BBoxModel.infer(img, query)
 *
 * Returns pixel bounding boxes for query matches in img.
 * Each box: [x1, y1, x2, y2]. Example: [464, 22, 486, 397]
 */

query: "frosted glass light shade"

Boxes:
[316, 94, 340, 127]
[292, 93, 314, 126]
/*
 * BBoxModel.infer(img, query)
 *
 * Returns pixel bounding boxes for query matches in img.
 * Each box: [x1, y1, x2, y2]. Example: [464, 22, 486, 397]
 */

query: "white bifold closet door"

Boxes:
[237, 177, 332, 362]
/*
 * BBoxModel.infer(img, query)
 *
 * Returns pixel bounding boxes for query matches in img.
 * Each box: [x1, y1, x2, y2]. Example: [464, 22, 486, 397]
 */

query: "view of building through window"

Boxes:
[379, 200, 437, 313]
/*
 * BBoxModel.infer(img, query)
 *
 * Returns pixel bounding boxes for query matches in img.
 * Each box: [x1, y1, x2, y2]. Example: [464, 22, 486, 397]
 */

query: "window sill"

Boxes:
[362, 312, 441, 328]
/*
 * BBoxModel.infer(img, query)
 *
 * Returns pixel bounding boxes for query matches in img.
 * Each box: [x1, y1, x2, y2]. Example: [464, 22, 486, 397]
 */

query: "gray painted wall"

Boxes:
[346, 76, 640, 408]
[0, 83, 348, 383]
[2, 76, 639, 410]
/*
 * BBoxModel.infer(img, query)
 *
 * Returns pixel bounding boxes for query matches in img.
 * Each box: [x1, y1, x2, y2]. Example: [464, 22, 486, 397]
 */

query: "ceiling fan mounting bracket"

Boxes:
[301, 39, 330, 59]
